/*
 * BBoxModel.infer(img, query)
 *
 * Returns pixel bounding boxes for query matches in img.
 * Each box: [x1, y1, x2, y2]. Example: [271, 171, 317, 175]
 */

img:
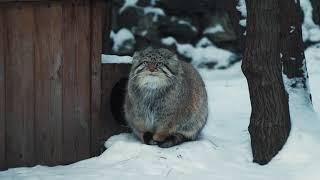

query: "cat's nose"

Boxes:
[148, 64, 157, 72]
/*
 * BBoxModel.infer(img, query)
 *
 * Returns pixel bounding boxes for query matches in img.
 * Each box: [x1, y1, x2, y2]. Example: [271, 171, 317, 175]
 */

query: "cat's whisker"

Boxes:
[129, 73, 140, 80]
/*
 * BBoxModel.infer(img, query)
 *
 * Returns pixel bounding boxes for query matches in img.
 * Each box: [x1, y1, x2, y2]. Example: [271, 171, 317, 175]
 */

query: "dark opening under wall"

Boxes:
[100, 63, 132, 152]
[110, 78, 128, 126]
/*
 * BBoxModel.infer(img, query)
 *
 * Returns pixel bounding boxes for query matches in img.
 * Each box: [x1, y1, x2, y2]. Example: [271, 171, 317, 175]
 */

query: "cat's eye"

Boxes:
[142, 61, 148, 66]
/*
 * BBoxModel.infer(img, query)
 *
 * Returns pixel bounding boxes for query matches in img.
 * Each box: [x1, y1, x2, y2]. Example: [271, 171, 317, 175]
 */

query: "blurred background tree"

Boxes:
[103, 0, 320, 69]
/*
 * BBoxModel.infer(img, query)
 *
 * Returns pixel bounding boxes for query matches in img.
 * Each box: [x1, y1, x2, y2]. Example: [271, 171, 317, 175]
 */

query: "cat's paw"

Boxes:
[158, 140, 175, 148]
[143, 132, 158, 145]
[158, 134, 187, 148]
[148, 139, 158, 145]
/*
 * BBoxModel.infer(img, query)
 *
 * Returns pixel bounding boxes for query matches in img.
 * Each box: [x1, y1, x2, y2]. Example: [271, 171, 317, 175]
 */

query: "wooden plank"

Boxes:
[5, 4, 35, 168]
[33, 2, 63, 165]
[90, 0, 106, 156]
[0, 6, 6, 170]
[62, 2, 91, 164]
[74, 1, 91, 161]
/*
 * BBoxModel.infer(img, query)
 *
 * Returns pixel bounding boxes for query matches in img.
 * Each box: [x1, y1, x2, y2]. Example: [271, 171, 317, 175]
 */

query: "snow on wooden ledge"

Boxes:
[101, 54, 132, 64]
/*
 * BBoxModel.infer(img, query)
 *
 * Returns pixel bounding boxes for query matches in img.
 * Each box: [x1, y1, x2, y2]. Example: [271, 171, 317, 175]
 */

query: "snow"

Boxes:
[237, 0, 247, 27]
[305, 43, 320, 110]
[300, 0, 320, 42]
[143, 7, 165, 16]
[119, 0, 138, 13]
[236, 0, 247, 18]
[191, 47, 235, 69]
[161, 36, 236, 69]
[175, 44, 194, 59]
[196, 37, 214, 48]
[119, 0, 165, 22]
[143, 7, 165, 22]
[161, 36, 176, 46]
[239, 19, 247, 27]
[101, 54, 132, 64]
[203, 24, 224, 34]
[178, 20, 197, 32]
[110, 28, 135, 53]
[1, 41, 320, 180]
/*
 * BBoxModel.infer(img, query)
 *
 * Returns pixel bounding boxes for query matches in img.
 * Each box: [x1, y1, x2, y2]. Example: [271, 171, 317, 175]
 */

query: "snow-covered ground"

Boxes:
[1, 44, 320, 179]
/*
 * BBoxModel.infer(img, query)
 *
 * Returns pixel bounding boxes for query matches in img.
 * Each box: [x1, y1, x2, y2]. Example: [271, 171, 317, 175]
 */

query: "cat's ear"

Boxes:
[132, 51, 140, 62]
[172, 54, 179, 61]
[133, 51, 139, 58]
[144, 46, 153, 52]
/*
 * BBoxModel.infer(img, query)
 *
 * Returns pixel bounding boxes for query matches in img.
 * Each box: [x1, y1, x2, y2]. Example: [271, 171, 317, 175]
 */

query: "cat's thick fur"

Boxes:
[124, 47, 208, 148]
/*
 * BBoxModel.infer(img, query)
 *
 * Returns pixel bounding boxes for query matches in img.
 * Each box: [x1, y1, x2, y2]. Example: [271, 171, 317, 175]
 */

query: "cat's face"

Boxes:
[130, 48, 180, 89]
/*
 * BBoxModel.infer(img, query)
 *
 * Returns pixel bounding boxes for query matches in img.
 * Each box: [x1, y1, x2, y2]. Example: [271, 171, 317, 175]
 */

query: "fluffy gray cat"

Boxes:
[124, 47, 208, 148]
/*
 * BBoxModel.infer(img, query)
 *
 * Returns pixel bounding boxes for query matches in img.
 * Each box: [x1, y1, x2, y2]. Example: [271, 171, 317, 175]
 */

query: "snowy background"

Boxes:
[1, 0, 320, 179]
[106, 0, 242, 69]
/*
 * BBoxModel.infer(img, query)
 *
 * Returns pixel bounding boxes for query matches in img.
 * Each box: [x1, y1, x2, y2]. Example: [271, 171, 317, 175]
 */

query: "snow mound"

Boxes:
[203, 24, 225, 34]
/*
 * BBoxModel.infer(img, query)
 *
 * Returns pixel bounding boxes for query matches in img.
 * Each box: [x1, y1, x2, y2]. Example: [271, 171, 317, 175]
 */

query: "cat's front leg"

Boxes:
[130, 119, 148, 144]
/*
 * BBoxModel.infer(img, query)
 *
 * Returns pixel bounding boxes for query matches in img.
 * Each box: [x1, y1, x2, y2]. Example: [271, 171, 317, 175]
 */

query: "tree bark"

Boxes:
[243, 0, 291, 165]
[280, 0, 312, 103]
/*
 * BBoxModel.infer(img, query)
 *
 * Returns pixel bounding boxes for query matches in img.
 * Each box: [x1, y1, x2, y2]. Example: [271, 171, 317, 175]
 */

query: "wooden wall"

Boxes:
[0, 0, 109, 170]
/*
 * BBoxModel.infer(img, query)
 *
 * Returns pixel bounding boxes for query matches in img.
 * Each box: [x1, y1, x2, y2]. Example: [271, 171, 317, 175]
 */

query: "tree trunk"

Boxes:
[242, 0, 291, 165]
[280, 0, 312, 103]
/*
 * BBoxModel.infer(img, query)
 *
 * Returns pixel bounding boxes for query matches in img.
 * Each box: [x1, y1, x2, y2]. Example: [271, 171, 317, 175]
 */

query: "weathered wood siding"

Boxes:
[0, 0, 108, 170]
